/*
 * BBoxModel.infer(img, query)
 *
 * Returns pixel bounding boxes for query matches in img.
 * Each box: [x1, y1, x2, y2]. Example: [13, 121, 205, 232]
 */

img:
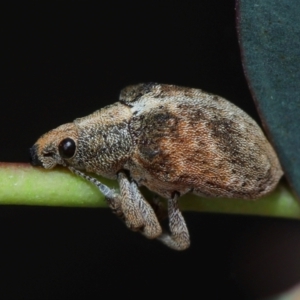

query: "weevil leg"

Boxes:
[150, 195, 168, 222]
[69, 167, 187, 247]
[105, 194, 124, 219]
[118, 172, 162, 237]
[70, 167, 143, 231]
[69, 167, 160, 235]
[129, 181, 162, 239]
[157, 192, 190, 250]
[117, 171, 144, 231]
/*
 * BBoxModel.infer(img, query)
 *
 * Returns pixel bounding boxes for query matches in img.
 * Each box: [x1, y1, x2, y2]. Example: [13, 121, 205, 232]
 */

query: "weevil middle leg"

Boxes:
[157, 192, 190, 251]
[127, 179, 162, 238]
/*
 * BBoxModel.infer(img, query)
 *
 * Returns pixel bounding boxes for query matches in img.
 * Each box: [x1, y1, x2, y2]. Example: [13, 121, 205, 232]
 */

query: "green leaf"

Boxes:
[237, 0, 300, 198]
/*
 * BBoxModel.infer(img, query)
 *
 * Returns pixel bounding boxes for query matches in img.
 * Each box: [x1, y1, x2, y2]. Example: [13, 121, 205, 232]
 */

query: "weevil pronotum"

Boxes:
[30, 83, 283, 250]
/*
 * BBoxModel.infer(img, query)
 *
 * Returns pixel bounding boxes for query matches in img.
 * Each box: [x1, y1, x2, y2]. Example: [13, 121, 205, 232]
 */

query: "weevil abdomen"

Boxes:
[123, 83, 283, 199]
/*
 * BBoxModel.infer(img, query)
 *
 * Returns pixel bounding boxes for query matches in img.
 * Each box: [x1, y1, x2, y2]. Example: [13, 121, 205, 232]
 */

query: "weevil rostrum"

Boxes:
[30, 83, 283, 250]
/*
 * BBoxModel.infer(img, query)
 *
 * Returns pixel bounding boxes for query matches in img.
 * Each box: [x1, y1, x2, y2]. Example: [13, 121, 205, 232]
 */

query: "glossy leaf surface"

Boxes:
[237, 0, 300, 199]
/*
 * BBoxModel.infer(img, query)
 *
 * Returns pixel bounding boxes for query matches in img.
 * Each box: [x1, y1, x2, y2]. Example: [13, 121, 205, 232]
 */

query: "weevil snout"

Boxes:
[29, 144, 43, 167]
[30, 123, 80, 169]
[29, 142, 63, 169]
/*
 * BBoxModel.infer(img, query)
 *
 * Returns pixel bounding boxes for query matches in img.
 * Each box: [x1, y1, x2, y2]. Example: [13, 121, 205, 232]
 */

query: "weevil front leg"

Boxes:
[118, 172, 162, 238]
[69, 167, 142, 230]
[117, 171, 144, 231]
[157, 192, 190, 251]
[69, 167, 162, 238]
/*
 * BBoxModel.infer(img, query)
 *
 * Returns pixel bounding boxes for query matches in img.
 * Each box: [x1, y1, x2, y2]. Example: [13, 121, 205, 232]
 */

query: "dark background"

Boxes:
[1, 1, 300, 299]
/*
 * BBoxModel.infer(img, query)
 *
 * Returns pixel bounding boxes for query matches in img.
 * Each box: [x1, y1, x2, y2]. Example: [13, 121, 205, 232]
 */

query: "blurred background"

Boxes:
[1, 1, 300, 299]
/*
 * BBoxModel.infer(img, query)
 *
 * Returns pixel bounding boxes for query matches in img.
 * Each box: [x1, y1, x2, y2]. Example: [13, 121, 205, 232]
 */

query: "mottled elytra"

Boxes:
[30, 83, 283, 250]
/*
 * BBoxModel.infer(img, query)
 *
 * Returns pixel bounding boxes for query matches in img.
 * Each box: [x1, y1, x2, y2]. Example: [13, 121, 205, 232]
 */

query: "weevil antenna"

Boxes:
[68, 166, 116, 200]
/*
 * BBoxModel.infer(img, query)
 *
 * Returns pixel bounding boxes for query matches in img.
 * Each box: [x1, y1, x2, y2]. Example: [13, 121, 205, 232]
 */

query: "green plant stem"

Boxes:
[0, 163, 299, 219]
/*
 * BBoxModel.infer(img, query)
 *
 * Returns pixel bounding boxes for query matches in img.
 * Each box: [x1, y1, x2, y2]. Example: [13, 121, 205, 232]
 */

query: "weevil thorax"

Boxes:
[73, 103, 133, 178]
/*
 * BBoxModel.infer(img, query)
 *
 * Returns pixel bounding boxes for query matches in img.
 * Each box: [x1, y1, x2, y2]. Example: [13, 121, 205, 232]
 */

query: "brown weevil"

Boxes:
[29, 83, 283, 250]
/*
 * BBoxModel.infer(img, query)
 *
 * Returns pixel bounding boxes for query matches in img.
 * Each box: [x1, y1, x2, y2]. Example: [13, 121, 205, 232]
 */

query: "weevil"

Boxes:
[29, 83, 283, 250]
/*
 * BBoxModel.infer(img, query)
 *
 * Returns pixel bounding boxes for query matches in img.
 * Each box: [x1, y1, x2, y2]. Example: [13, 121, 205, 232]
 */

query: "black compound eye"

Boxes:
[58, 138, 76, 159]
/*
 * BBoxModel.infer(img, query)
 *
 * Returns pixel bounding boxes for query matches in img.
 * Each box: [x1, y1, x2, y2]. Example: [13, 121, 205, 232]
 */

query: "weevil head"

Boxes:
[30, 123, 80, 169]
